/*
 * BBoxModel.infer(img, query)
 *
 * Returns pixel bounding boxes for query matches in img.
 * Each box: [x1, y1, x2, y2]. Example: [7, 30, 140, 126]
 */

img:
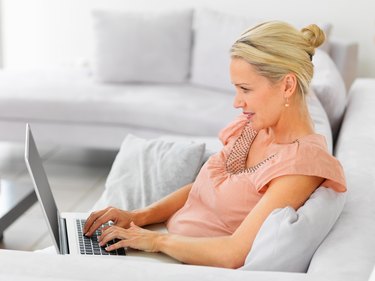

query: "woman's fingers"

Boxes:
[105, 239, 131, 252]
[129, 221, 140, 228]
[83, 208, 107, 234]
[84, 207, 117, 236]
[99, 226, 132, 251]
[99, 225, 127, 245]
[100, 225, 111, 233]
[84, 208, 135, 237]
[99, 223, 162, 253]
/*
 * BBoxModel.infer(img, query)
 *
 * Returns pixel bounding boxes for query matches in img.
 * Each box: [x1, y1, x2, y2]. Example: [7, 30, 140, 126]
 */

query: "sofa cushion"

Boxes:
[158, 135, 223, 163]
[311, 49, 347, 140]
[92, 9, 193, 83]
[190, 9, 260, 92]
[307, 90, 333, 153]
[190, 8, 333, 93]
[92, 134, 206, 210]
[0, 69, 238, 137]
[241, 186, 346, 273]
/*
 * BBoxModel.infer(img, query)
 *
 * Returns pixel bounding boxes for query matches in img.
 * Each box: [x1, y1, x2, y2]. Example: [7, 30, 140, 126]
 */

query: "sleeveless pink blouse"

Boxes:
[166, 115, 346, 237]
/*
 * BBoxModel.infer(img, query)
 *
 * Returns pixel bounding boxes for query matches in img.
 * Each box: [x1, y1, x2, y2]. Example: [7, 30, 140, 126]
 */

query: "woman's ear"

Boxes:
[282, 73, 297, 98]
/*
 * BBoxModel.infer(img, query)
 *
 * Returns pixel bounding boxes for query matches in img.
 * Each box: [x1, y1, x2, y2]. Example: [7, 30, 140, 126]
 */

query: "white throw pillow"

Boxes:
[92, 134, 205, 211]
[311, 49, 347, 140]
[92, 9, 193, 83]
[190, 9, 333, 93]
[190, 8, 261, 92]
[241, 186, 346, 273]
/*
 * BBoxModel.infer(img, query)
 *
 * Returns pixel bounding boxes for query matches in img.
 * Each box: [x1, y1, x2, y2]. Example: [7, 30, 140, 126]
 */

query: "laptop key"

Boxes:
[76, 219, 126, 256]
[117, 248, 126, 255]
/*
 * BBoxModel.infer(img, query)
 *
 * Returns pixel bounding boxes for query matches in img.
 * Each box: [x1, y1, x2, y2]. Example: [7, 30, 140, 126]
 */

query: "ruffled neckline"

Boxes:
[207, 118, 254, 187]
[207, 117, 326, 188]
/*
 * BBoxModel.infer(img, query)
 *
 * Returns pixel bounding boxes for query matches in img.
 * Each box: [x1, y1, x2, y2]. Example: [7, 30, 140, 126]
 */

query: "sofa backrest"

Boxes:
[189, 8, 338, 91]
[89, 7, 358, 149]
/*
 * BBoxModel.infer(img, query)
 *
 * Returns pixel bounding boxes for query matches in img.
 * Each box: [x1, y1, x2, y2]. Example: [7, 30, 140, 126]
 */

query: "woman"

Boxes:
[84, 21, 346, 268]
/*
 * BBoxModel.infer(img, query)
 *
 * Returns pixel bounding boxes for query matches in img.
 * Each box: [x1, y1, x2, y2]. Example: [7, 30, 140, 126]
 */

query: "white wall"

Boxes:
[2, 0, 375, 77]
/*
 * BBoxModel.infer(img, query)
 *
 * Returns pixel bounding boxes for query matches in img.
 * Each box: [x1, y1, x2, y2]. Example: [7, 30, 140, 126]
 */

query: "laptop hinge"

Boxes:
[58, 216, 70, 254]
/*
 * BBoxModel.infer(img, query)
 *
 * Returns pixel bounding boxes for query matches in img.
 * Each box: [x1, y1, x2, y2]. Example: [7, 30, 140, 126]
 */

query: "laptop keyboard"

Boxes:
[76, 219, 126, 256]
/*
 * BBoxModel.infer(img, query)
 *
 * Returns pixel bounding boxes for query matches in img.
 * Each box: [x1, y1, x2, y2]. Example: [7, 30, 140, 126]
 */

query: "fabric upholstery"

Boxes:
[242, 186, 346, 273]
[92, 9, 193, 83]
[329, 39, 359, 91]
[0, 249, 310, 281]
[0, 69, 238, 137]
[190, 8, 260, 92]
[92, 134, 205, 210]
[306, 91, 333, 153]
[307, 79, 375, 280]
[311, 50, 347, 140]
[190, 8, 333, 93]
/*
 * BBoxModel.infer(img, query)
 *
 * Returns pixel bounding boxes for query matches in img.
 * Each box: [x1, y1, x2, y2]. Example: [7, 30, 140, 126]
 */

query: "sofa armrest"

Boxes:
[328, 39, 358, 92]
[309, 79, 375, 281]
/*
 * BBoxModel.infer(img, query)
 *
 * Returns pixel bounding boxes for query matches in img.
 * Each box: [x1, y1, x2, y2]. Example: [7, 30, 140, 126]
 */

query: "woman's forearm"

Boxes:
[156, 234, 247, 269]
[131, 183, 193, 226]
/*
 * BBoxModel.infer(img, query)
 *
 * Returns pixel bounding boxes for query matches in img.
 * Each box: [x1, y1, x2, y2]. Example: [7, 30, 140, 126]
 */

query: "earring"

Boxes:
[284, 97, 290, 107]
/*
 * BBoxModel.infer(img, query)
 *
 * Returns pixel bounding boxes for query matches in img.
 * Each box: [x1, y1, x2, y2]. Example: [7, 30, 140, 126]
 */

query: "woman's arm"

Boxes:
[84, 182, 193, 236]
[101, 174, 323, 268]
[136, 182, 193, 226]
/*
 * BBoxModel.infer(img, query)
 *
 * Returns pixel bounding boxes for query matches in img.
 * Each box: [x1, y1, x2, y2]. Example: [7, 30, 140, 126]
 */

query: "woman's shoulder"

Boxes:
[265, 133, 329, 165]
[285, 134, 346, 191]
[279, 133, 341, 171]
[256, 133, 346, 193]
[294, 134, 334, 163]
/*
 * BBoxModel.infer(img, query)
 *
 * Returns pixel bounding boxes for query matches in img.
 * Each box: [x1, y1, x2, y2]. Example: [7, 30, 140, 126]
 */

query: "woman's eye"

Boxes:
[241, 87, 250, 93]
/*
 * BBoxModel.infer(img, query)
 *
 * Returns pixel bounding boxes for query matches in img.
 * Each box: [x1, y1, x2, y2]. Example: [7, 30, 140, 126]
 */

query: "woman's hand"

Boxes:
[83, 207, 134, 237]
[99, 222, 163, 253]
[83, 183, 193, 238]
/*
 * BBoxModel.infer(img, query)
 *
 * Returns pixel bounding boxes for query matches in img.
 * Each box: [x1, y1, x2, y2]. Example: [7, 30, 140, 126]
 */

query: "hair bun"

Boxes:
[301, 24, 326, 49]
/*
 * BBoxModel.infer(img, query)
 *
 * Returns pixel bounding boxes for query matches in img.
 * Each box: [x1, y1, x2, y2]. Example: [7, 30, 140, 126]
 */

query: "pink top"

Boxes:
[166, 115, 346, 237]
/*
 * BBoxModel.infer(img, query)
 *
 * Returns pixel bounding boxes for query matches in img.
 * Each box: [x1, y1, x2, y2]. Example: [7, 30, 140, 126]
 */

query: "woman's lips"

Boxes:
[243, 112, 255, 120]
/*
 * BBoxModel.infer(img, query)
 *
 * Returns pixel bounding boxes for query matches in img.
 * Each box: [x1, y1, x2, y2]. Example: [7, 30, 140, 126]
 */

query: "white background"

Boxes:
[1, 0, 375, 77]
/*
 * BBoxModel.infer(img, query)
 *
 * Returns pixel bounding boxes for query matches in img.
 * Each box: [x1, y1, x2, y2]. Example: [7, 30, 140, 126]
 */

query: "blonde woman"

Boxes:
[84, 21, 346, 268]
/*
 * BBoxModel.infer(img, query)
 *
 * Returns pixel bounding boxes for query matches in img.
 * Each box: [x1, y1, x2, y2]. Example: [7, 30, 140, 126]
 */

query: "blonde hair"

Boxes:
[230, 21, 325, 98]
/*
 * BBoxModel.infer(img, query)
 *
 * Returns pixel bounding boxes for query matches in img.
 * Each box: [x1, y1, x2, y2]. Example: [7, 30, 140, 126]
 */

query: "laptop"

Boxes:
[24, 124, 178, 263]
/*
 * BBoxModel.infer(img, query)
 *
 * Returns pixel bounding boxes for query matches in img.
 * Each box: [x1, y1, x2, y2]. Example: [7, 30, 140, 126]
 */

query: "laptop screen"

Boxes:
[24, 124, 61, 253]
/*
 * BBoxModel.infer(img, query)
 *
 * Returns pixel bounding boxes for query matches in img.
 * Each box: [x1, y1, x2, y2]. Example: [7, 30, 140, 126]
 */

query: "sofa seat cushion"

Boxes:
[0, 69, 238, 136]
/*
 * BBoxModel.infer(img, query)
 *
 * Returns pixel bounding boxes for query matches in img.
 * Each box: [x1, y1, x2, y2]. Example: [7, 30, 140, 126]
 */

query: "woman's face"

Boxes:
[230, 58, 285, 131]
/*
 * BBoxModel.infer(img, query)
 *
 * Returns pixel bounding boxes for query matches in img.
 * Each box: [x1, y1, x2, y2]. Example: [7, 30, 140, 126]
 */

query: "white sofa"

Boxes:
[2, 8, 374, 281]
[0, 8, 357, 150]
[3, 79, 375, 281]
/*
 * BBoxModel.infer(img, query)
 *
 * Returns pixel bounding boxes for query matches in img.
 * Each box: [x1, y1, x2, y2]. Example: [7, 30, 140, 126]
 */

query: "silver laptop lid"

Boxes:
[24, 124, 61, 253]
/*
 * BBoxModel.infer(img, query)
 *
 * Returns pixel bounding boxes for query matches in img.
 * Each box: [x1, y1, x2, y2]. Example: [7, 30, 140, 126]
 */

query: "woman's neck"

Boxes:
[267, 100, 314, 144]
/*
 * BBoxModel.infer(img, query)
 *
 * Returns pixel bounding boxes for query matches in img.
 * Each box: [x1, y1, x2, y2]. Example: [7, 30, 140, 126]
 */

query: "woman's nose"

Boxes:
[233, 94, 244, 109]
